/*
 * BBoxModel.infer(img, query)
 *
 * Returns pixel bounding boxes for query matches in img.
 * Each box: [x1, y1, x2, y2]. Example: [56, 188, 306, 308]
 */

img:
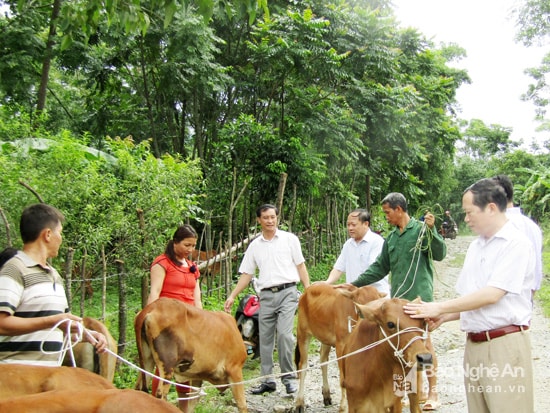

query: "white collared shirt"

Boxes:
[456, 221, 534, 333]
[334, 229, 389, 294]
[506, 206, 543, 291]
[238, 229, 305, 290]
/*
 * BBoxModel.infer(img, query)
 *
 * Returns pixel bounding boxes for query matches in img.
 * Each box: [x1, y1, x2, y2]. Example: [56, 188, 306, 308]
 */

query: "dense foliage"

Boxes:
[0, 132, 203, 280]
[1, 0, 549, 283]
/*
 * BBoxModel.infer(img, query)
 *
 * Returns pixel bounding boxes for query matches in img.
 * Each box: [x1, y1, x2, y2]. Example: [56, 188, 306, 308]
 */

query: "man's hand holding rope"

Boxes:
[58, 316, 108, 353]
[423, 212, 436, 229]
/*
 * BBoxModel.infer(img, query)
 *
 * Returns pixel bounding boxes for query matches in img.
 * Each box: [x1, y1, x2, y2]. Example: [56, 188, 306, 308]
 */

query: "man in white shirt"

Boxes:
[405, 178, 534, 412]
[493, 175, 543, 295]
[325, 209, 389, 295]
[224, 204, 310, 396]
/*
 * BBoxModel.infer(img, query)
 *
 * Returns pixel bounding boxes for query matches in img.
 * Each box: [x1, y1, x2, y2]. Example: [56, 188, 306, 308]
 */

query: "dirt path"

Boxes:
[210, 235, 550, 412]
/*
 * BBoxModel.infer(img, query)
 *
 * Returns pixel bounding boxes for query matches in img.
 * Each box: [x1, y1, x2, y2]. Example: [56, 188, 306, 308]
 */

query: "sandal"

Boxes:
[422, 399, 441, 411]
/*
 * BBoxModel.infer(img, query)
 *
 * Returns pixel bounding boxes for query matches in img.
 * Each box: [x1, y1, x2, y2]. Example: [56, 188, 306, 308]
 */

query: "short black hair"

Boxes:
[464, 178, 507, 212]
[20, 204, 65, 244]
[492, 175, 514, 203]
[256, 204, 278, 218]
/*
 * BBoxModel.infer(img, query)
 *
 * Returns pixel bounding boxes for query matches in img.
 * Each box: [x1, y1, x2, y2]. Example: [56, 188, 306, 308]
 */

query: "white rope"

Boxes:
[40, 318, 428, 398]
[40, 318, 84, 366]
[103, 347, 205, 400]
[215, 323, 429, 389]
[42, 319, 204, 400]
[379, 318, 429, 368]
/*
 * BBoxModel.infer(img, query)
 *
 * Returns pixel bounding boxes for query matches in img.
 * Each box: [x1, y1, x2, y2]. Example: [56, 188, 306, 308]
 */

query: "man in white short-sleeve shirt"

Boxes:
[224, 204, 310, 396]
[325, 208, 389, 295]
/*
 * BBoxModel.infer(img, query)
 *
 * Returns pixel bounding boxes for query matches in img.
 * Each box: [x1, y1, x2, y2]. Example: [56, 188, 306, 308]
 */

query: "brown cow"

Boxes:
[0, 364, 114, 400]
[339, 298, 433, 413]
[0, 389, 181, 413]
[62, 317, 118, 382]
[294, 284, 384, 412]
[134, 297, 248, 413]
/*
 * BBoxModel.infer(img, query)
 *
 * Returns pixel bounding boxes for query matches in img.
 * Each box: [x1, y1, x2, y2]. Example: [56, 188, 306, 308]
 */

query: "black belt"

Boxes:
[261, 282, 296, 293]
[467, 325, 529, 342]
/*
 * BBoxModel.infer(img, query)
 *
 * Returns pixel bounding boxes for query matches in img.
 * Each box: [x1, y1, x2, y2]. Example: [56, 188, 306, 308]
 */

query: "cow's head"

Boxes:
[355, 297, 432, 369]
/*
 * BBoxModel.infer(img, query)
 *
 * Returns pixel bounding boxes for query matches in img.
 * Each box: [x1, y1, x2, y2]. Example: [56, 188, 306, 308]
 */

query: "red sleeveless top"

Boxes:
[151, 254, 200, 305]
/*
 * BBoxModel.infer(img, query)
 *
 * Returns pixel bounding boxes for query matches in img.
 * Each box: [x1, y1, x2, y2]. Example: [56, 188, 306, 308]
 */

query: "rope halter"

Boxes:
[377, 317, 429, 369]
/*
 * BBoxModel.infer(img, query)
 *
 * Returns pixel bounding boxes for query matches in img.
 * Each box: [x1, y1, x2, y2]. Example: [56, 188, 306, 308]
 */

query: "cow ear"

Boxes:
[355, 298, 384, 321]
[412, 296, 422, 304]
[334, 284, 357, 298]
[333, 284, 357, 292]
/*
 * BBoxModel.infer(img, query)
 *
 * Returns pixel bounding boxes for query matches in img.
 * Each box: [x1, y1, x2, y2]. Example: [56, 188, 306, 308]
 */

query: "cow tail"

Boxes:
[295, 342, 301, 370]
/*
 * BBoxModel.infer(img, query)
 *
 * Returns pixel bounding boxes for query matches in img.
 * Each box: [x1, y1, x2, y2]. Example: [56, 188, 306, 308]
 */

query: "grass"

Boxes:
[536, 240, 550, 317]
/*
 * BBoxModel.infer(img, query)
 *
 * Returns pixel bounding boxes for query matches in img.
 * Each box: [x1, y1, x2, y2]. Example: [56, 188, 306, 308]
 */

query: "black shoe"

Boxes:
[250, 383, 276, 395]
[285, 382, 297, 394]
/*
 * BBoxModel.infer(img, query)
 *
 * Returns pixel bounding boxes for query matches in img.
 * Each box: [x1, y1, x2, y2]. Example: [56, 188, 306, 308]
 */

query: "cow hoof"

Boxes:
[323, 397, 332, 406]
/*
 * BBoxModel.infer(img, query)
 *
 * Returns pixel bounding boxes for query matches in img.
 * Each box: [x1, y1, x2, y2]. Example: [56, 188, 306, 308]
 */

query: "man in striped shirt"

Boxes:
[0, 204, 107, 366]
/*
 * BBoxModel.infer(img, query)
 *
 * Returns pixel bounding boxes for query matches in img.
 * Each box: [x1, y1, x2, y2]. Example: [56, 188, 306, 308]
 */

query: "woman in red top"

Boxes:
[147, 224, 201, 307]
[147, 224, 201, 410]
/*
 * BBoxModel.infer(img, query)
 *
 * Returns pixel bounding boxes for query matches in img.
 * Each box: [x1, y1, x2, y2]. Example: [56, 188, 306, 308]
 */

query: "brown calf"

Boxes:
[134, 298, 248, 413]
[190, 250, 220, 276]
[340, 298, 432, 413]
[0, 389, 181, 413]
[294, 284, 384, 412]
[0, 364, 114, 400]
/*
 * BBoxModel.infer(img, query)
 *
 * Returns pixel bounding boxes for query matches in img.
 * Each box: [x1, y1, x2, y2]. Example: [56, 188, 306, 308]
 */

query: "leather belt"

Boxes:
[467, 325, 529, 343]
[261, 282, 296, 293]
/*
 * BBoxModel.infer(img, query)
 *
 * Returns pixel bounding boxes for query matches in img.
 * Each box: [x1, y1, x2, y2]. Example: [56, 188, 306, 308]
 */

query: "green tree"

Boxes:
[458, 119, 518, 160]
[514, 0, 550, 146]
[0, 0, 266, 121]
[0, 129, 203, 280]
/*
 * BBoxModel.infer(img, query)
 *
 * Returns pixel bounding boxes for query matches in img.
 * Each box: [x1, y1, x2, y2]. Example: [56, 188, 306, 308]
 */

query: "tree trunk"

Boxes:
[226, 167, 250, 296]
[365, 174, 372, 211]
[276, 172, 288, 219]
[0, 208, 12, 246]
[287, 183, 297, 232]
[116, 259, 127, 358]
[101, 245, 107, 320]
[137, 35, 160, 156]
[64, 248, 75, 312]
[36, 0, 62, 113]
[79, 250, 87, 317]
[136, 208, 148, 308]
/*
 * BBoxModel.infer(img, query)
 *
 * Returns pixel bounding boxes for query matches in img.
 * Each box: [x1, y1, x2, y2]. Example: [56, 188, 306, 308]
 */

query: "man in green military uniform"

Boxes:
[351, 192, 446, 411]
